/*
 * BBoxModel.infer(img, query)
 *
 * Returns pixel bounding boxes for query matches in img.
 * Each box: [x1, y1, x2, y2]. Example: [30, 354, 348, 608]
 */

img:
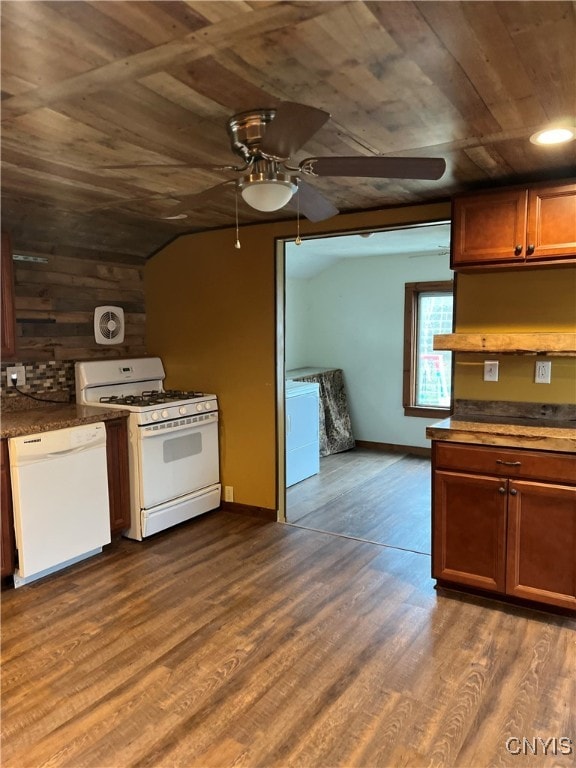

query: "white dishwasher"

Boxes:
[9, 422, 111, 588]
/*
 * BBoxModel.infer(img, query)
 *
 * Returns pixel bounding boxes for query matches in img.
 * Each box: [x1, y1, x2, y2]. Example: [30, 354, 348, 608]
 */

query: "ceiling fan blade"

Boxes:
[285, 179, 339, 222]
[163, 181, 236, 217]
[301, 156, 447, 180]
[260, 102, 330, 159]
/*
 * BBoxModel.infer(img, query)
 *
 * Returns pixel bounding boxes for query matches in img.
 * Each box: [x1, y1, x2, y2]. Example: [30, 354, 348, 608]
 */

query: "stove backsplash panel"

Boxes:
[1, 360, 75, 408]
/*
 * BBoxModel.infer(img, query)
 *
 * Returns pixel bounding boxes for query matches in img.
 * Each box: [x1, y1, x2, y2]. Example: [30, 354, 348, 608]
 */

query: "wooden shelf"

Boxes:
[433, 332, 576, 355]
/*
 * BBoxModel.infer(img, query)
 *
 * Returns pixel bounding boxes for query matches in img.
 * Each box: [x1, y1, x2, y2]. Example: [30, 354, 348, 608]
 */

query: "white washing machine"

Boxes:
[285, 380, 320, 487]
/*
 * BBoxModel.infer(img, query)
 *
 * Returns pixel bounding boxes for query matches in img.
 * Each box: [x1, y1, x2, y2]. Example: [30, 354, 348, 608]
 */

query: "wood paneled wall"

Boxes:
[10, 240, 146, 361]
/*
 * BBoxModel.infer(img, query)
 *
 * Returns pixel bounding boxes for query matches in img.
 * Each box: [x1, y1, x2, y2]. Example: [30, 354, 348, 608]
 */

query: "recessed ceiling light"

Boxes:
[530, 127, 575, 145]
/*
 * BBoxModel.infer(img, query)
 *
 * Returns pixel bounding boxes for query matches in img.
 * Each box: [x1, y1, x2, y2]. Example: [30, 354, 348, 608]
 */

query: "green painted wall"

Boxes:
[145, 202, 450, 510]
[454, 266, 576, 403]
[146, 203, 575, 511]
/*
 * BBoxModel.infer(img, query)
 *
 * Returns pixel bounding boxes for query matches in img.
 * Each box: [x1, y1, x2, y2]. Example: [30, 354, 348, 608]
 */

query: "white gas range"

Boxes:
[75, 357, 221, 540]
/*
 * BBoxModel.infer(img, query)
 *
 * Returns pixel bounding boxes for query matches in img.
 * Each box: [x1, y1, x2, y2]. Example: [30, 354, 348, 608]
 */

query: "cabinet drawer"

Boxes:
[434, 442, 576, 484]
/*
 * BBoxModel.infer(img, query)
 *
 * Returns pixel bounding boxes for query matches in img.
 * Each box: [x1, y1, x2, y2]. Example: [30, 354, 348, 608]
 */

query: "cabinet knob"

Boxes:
[510, 488, 518, 496]
[526, 243, 535, 254]
[498, 487, 506, 494]
[514, 244, 523, 255]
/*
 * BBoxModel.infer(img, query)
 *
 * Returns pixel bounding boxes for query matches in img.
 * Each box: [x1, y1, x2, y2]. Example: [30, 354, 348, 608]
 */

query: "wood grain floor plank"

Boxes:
[287, 451, 432, 554]
[1, 511, 574, 768]
[287, 448, 405, 521]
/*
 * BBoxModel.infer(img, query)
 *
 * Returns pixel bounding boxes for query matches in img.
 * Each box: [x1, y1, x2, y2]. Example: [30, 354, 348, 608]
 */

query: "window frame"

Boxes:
[403, 280, 454, 418]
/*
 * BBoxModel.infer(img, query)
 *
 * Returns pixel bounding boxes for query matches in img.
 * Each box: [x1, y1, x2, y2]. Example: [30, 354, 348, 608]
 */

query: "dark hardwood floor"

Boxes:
[287, 449, 432, 554]
[1, 510, 574, 768]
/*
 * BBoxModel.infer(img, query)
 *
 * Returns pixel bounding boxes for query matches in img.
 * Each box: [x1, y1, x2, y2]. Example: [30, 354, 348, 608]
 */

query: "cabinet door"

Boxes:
[1, 232, 16, 360]
[506, 480, 576, 610]
[433, 470, 507, 593]
[526, 183, 576, 261]
[105, 419, 131, 533]
[451, 189, 527, 267]
[1, 440, 16, 577]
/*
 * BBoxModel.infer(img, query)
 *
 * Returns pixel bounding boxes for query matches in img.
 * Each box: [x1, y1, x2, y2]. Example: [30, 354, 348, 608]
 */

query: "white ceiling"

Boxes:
[285, 221, 451, 279]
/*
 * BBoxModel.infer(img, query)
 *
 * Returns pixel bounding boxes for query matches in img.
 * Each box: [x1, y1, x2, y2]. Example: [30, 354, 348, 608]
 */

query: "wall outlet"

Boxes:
[224, 486, 234, 502]
[483, 360, 499, 382]
[7, 365, 26, 386]
[535, 360, 552, 384]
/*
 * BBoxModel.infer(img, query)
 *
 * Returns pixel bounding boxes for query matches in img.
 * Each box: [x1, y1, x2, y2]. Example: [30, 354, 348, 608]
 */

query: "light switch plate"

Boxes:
[483, 360, 499, 382]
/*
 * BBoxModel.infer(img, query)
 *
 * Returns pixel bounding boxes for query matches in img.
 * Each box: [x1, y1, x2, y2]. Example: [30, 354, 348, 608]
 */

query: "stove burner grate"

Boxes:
[141, 389, 206, 402]
[99, 389, 208, 407]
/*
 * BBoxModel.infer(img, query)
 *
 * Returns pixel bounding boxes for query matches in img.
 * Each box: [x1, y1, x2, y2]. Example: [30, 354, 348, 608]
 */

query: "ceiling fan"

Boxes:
[105, 101, 446, 223]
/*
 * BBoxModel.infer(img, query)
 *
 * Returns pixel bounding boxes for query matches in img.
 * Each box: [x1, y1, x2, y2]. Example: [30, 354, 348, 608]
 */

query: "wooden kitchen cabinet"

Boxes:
[1, 440, 16, 578]
[105, 417, 131, 533]
[1, 231, 17, 360]
[432, 441, 576, 611]
[451, 181, 576, 269]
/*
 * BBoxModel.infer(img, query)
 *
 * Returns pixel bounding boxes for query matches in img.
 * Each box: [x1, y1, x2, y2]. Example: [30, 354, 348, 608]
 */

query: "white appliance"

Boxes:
[9, 423, 111, 588]
[75, 358, 221, 540]
[285, 380, 320, 487]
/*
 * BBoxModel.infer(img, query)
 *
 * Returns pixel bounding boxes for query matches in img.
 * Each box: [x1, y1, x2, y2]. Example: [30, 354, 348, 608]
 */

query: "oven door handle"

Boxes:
[139, 412, 218, 437]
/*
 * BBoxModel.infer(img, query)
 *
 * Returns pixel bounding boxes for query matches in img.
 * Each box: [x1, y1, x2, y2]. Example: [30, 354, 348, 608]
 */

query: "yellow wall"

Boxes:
[454, 267, 576, 403]
[145, 202, 450, 511]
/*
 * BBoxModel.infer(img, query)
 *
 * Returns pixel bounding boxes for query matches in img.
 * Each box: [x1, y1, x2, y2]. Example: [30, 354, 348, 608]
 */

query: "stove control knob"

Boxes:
[151, 411, 159, 421]
[161, 409, 169, 419]
[179, 406, 187, 416]
[204, 402, 212, 410]
[196, 403, 204, 412]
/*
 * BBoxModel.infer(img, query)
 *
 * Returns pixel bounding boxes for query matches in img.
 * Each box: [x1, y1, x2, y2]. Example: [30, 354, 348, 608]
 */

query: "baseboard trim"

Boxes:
[354, 440, 431, 458]
[221, 501, 277, 521]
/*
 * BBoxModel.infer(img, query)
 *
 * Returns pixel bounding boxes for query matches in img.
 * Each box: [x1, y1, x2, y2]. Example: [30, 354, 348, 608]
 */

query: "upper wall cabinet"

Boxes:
[451, 181, 576, 271]
[1, 232, 16, 360]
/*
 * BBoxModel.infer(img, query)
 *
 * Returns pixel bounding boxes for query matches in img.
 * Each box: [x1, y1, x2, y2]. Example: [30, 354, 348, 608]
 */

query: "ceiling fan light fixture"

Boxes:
[240, 174, 297, 212]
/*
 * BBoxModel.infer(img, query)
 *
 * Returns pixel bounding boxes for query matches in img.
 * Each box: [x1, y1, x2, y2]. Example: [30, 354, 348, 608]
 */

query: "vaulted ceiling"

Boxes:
[1, 0, 575, 259]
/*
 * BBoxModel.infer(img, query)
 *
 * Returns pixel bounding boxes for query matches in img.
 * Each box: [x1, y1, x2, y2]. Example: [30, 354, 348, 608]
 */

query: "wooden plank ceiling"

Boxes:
[1, 0, 576, 259]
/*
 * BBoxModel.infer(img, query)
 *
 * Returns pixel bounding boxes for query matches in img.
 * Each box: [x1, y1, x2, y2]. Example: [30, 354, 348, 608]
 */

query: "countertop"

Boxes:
[1, 404, 129, 439]
[426, 416, 576, 453]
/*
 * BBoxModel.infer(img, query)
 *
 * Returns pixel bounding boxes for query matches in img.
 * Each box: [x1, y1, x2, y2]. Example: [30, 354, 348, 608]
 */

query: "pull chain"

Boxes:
[234, 183, 241, 249]
[295, 179, 302, 246]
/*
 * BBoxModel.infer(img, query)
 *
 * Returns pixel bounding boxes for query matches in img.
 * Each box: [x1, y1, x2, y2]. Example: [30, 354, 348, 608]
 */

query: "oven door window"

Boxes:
[163, 432, 202, 463]
[138, 422, 220, 509]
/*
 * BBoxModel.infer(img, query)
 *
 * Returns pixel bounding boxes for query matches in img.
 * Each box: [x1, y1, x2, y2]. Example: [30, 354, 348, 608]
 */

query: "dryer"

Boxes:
[285, 380, 320, 487]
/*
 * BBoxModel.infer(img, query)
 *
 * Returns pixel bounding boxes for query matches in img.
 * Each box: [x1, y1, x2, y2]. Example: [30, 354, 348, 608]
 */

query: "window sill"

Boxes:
[404, 406, 451, 419]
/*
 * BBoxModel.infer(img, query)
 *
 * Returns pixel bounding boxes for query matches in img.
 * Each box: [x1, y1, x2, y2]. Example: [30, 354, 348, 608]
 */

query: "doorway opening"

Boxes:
[276, 221, 452, 554]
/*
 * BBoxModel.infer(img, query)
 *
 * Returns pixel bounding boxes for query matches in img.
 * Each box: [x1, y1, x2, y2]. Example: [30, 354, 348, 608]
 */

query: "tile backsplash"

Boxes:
[1, 360, 76, 403]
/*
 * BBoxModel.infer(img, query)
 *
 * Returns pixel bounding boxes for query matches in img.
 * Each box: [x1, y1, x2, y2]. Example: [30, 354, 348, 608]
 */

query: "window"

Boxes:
[403, 281, 454, 417]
